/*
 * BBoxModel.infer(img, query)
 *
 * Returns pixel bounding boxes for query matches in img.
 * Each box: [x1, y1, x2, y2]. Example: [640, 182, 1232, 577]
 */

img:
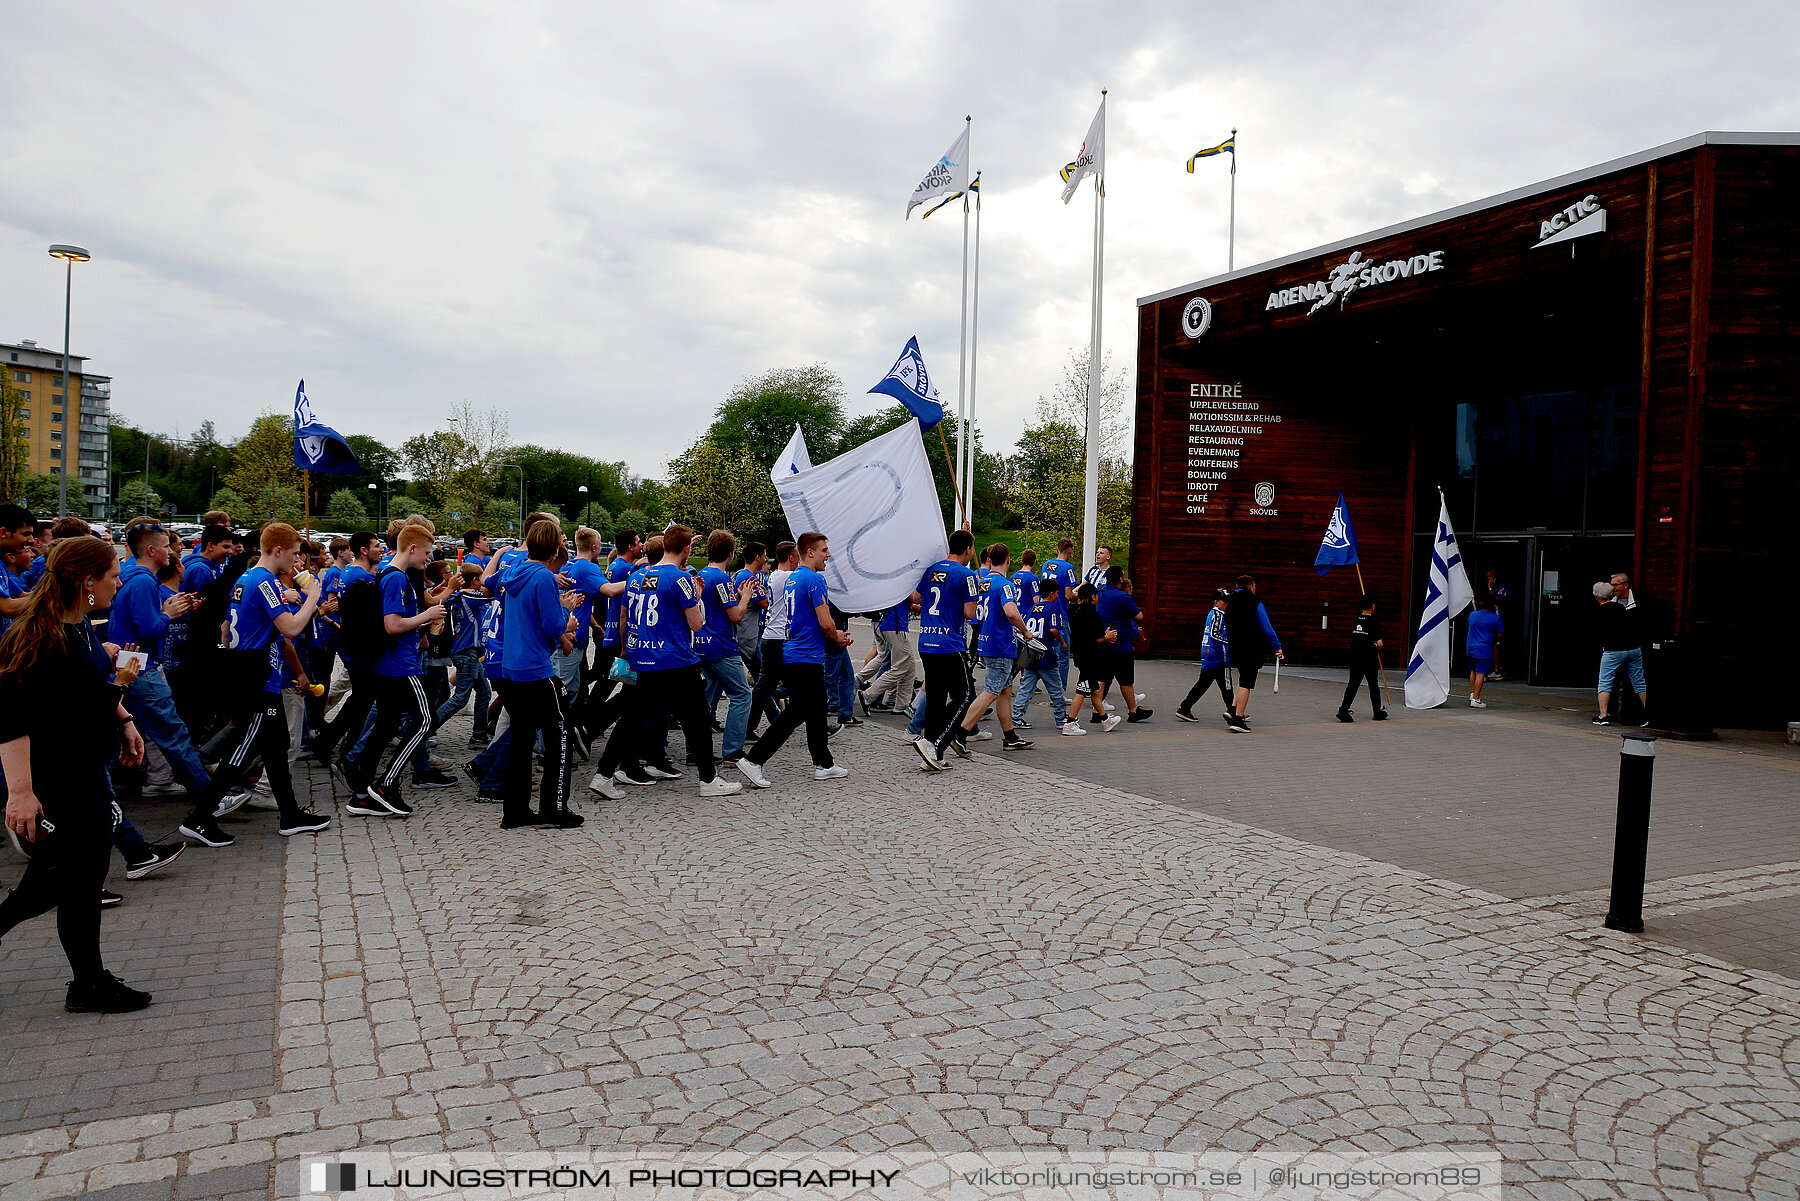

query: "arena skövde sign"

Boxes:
[1264, 246, 1447, 315]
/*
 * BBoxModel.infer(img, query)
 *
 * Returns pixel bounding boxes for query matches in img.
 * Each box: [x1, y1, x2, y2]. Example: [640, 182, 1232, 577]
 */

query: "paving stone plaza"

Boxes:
[2, 652, 1798, 1199]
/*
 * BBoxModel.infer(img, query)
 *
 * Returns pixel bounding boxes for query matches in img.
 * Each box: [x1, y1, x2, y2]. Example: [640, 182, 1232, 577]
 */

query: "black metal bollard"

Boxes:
[1603, 732, 1657, 932]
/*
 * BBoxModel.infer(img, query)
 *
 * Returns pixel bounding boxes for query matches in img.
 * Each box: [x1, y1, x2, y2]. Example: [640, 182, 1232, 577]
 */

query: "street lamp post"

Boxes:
[577, 481, 588, 526]
[501, 463, 524, 536]
[48, 244, 91, 518]
[367, 481, 380, 523]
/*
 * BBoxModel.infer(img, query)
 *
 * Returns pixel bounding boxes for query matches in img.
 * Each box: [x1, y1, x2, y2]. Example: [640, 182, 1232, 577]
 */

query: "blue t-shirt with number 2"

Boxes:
[914, 561, 976, 655]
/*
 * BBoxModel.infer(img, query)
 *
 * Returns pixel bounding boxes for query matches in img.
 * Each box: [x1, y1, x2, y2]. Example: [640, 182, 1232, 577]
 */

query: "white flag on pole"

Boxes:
[1060, 98, 1106, 204]
[907, 127, 970, 219]
[1405, 495, 1475, 709]
[771, 420, 949, 613]
[770, 424, 812, 481]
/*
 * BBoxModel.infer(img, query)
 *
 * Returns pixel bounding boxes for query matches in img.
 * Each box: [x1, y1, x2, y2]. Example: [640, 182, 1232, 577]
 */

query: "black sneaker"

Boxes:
[1002, 733, 1034, 749]
[539, 809, 585, 829]
[1591, 714, 1613, 726]
[124, 840, 185, 880]
[99, 889, 123, 909]
[1127, 708, 1154, 723]
[468, 733, 490, 748]
[500, 809, 539, 829]
[462, 761, 484, 785]
[178, 819, 236, 847]
[1373, 710, 1389, 721]
[279, 811, 332, 836]
[412, 768, 458, 790]
[368, 783, 413, 816]
[474, 791, 507, 804]
[66, 972, 151, 1013]
[1014, 719, 1033, 730]
[1227, 716, 1251, 734]
[1174, 709, 1199, 723]
[866, 702, 897, 714]
[1222, 710, 1236, 723]
[839, 716, 864, 728]
[1336, 710, 1354, 723]
[949, 731, 974, 760]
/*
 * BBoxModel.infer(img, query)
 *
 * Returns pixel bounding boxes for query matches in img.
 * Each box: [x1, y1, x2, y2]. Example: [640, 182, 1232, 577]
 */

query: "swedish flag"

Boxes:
[921, 174, 979, 219]
[1186, 135, 1235, 173]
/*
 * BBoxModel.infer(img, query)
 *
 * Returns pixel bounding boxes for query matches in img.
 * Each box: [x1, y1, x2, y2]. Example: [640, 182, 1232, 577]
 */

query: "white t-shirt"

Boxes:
[762, 569, 794, 640]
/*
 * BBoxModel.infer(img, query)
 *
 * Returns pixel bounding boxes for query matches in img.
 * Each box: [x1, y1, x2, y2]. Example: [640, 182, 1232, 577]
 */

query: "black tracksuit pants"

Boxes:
[923, 651, 972, 759]
[352, 673, 433, 791]
[499, 677, 573, 820]
[747, 639, 786, 738]
[316, 657, 376, 761]
[1182, 664, 1233, 713]
[1341, 652, 1384, 714]
[190, 691, 304, 825]
[745, 660, 831, 770]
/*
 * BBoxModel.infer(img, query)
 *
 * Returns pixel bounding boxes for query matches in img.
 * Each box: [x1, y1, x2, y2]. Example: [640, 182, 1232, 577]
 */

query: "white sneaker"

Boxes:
[969, 730, 995, 742]
[1103, 701, 1116, 712]
[737, 760, 772, 789]
[1060, 723, 1088, 736]
[1469, 697, 1488, 708]
[140, 781, 186, 799]
[814, 765, 849, 781]
[1102, 714, 1123, 732]
[700, 777, 744, 797]
[213, 790, 252, 818]
[589, 773, 623, 800]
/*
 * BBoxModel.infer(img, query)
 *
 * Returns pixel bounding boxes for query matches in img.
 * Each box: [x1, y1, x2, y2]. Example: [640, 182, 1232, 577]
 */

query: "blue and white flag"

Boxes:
[1405, 494, 1474, 709]
[868, 336, 944, 430]
[292, 381, 362, 475]
[770, 424, 812, 482]
[1314, 491, 1361, 575]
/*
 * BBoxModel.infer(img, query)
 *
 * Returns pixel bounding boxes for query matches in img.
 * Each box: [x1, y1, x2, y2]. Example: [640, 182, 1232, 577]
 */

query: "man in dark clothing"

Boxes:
[1223, 574, 1283, 733]
[1336, 594, 1388, 722]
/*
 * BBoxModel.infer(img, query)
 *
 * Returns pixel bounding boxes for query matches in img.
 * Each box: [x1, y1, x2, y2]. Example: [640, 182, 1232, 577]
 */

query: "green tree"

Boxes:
[327, 488, 370, 528]
[224, 413, 300, 501]
[481, 495, 520, 535]
[0, 367, 30, 505]
[532, 502, 566, 528]
[388, 494, 423, 520]
[576, 502, 613, 535]
[400, 430, 472, 517]
[118, 478, 162, 517]
[615, 508, 651, 539]
[207, 486, 247, 516]
[21, 473, 59, 513]
[663, 438, 782, 540]
[705, 365, 847, 472]
[256, 484, 306, 524]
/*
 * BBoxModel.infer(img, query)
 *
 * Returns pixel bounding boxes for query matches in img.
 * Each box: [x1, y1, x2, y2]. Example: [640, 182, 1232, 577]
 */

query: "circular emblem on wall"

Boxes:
[1181, 296, 1213, 340]
[1253, 481, 1276, 507]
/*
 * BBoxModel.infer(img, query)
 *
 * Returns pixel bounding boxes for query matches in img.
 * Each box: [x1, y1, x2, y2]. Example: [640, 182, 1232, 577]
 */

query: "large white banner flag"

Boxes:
[907, 127, 970, 219]
[771, 420, 949, 613]
[1405, 494, 1475, 709]
[1060, 97, 1106, 204]
[770, 424, 812, 480]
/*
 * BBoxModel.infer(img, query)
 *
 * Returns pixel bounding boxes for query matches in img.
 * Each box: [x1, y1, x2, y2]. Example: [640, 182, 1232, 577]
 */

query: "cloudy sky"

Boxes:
[2, 1, 1794, 477]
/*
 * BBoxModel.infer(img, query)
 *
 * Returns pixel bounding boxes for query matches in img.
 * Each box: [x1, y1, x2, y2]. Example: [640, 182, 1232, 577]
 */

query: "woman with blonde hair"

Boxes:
[0, 536, 153, 1013]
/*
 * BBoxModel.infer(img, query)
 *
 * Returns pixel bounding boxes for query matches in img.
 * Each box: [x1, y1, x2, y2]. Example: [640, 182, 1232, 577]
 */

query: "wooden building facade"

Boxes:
[1131, 133, 1799, 722]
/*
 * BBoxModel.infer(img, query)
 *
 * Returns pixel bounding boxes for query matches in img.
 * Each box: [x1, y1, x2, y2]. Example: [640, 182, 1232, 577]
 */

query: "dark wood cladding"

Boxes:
[1133, 139, 1800, 714]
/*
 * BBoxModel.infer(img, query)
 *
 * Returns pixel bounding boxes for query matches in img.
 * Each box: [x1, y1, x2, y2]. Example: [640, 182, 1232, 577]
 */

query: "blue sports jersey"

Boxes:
[601, 556, 634, 647]
[914, 561, 975, 655]
[1466, 609, 1504, 657]
[1041, 558, 1076, 619]
[1097, 586, 1141, 645]
[1010, 568, 1040, 625]
[696, 565, 740, 661]
[877, 601, 910, 634]
[1022, 595, 1062, 645]
[625, 564, 700, 672]
[462, 552, 488, 569]
[781, 566, 830, 665]
[564, 556, 607, 649]
[226, 566, 288, 694]
[451, 590, 491, 655]
[977, 573, 1020, 658]
[373, 568, 421, 677]
[21, 556, 45, 588]
[480, 590, 505, 671]
[0, 567, 24, 636]
[733, 567, 768, 640]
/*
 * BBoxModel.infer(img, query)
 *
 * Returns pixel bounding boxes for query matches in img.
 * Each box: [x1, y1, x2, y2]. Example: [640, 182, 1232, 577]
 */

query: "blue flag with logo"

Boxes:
[292, 380, 362, 475]
[868, 336, 943, 430]
[1314, 491, 1361, 575]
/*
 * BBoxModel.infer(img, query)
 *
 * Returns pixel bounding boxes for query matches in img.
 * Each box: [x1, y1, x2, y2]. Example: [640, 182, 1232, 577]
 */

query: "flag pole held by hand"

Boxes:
[1273, 656, 1280, 693]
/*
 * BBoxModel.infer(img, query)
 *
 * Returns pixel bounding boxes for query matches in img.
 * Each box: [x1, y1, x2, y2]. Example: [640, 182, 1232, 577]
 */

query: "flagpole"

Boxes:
[965, 171, 982, 529]
[953, 115, 972, 530]
[303, 469, 311, 545]
[1228, 127, 1237, 272]
[936, 425, 968, 521]
[1080, 91, 1106, 572]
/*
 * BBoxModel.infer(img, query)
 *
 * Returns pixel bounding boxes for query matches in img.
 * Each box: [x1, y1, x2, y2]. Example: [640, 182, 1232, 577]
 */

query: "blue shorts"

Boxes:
[1599, 647, 1646, 693]
[980, 657, 1018, 694]
[1468, 656, 1493, 676]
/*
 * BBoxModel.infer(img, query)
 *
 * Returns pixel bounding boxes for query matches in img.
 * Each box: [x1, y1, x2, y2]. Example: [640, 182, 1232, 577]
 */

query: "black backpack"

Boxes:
[337, 567, 400, 663]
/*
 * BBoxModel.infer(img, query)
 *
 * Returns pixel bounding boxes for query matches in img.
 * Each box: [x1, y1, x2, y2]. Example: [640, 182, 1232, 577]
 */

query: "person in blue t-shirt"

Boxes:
[1011, 575, 1074, 734]
[591, 525, 743, 801]
[496, 518, 589, 828]
[0, 506, 39, 631]
[694, 531, 756, 764]
[735, 532, 849, 788]
[431, 562, 495, 745]
[953, 543, 1042, 753]
[461, 528, 491, 570]
[1096, 565, 1153, 723]
[1040, 538, 1079, 690]
[583, 529, 644, 740]
[344, 526, 446, 817]
[1465, 597, 1504, 709]
[908, 530, 979, 768]
[179, 523, 331, 846]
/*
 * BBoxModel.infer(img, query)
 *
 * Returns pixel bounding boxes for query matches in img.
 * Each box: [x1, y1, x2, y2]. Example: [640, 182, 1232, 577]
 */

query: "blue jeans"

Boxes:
[555, 644, 584, 704]
[1013, 646, 1069, 726]
[472, 726, 509, 792]
[119, 667, 211, 796]
[825, 648, 855, 720]
[435, 648, 491, 739]
[698, 654, 752, 759]
[1599, 647, 1647, 693]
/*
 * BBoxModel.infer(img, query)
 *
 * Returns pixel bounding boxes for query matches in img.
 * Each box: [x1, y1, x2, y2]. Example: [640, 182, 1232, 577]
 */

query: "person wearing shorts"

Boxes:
[1223, 574, 1282, 733]
[1464, 597, 1503, 709]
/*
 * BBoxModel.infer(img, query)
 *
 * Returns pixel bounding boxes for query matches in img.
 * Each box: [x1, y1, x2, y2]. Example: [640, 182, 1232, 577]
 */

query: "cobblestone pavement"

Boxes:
[2, 696, 1799, 1199]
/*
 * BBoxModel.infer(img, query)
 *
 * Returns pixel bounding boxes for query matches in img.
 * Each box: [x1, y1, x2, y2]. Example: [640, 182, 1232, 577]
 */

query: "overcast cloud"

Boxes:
[2, 1, 1795, 476]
